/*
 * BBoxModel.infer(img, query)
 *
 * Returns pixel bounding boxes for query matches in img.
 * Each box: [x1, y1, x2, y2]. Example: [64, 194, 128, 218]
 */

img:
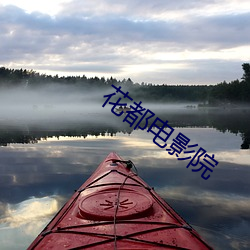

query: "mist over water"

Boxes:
[0, 84, 250, 149]
[0, 85, 110, 124]
[0, 84, 200, 127]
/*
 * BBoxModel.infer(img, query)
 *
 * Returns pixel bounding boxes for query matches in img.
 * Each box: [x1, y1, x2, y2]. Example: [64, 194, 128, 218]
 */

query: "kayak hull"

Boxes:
[28, 152, 213, 249]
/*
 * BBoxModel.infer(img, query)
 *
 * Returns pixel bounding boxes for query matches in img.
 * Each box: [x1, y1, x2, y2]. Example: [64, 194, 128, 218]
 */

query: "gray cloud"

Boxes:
[59, 0, 217, 18]
[3, 4, 249, 47]
[0, 1, 249, 84]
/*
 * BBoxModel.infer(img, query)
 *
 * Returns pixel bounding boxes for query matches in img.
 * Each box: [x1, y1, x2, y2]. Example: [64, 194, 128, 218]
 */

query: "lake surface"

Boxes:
[0, 103, 250, 249]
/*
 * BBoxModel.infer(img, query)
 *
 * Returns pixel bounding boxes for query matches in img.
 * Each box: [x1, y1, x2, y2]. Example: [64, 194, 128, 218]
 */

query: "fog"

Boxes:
[0, 85, 199, 125]
[0, 85, 111, 125]
[0, 84, 208, 147]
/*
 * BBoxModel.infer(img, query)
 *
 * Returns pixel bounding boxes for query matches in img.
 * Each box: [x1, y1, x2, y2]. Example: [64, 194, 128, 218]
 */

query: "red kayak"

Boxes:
[28, 152, 213, 249]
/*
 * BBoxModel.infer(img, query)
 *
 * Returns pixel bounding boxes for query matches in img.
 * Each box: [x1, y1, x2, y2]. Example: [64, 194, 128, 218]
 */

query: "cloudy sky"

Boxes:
[0, 0, 250, 85]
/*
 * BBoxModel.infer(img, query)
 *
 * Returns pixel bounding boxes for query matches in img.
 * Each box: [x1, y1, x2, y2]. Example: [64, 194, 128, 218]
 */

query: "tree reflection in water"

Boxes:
[0, 108, 249, 149]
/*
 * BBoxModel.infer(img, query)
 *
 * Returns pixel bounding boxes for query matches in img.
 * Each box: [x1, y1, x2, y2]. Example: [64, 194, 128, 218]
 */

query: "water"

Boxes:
[0, 105, 250, 249]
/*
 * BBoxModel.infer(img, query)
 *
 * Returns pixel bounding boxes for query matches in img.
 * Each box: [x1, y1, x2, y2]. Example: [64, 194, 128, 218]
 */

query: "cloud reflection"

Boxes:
[0, 196, 62, 250]
[216, 150, 250, 166]
[0, 126, 249, 249]
[156, 186, 250, 250]
[157, 186, 250, 216]
[0, 196, 59, 229]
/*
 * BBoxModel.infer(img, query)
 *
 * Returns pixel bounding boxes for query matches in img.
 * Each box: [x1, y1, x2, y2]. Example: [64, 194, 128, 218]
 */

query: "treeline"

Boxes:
[0, 63, 250, 104]
[208, 63, 250, 105]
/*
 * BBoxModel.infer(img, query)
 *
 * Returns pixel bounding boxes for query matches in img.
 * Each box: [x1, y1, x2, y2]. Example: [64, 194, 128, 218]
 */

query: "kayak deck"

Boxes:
[28, 152, 213, 249]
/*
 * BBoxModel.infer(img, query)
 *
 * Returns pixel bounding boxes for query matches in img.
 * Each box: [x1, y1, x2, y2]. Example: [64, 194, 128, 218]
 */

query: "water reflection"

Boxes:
[0, 107, 250, 149]
[0, 196, 59, 228]
[0, 127, 250, 249]
[0, 106, 250, 249]
[0, 196, 62, 250]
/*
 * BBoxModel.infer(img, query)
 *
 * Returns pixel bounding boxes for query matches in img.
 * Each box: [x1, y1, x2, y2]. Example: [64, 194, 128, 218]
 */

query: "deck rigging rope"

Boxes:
[112, 160, 137, 250]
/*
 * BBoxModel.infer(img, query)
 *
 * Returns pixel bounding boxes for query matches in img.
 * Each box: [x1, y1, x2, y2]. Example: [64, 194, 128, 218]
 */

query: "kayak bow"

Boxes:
[28, 152, 213, 249]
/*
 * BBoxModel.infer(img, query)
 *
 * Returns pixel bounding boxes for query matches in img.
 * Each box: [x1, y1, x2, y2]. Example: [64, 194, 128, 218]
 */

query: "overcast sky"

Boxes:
[0, 0, 250, 85]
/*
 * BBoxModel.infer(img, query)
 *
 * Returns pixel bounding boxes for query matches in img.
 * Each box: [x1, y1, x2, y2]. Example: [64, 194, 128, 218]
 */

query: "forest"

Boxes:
[0, 63, 249, 105]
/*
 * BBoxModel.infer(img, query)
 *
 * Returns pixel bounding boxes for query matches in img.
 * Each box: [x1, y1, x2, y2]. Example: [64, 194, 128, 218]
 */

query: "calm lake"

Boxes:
[0, 101, 250, 249]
